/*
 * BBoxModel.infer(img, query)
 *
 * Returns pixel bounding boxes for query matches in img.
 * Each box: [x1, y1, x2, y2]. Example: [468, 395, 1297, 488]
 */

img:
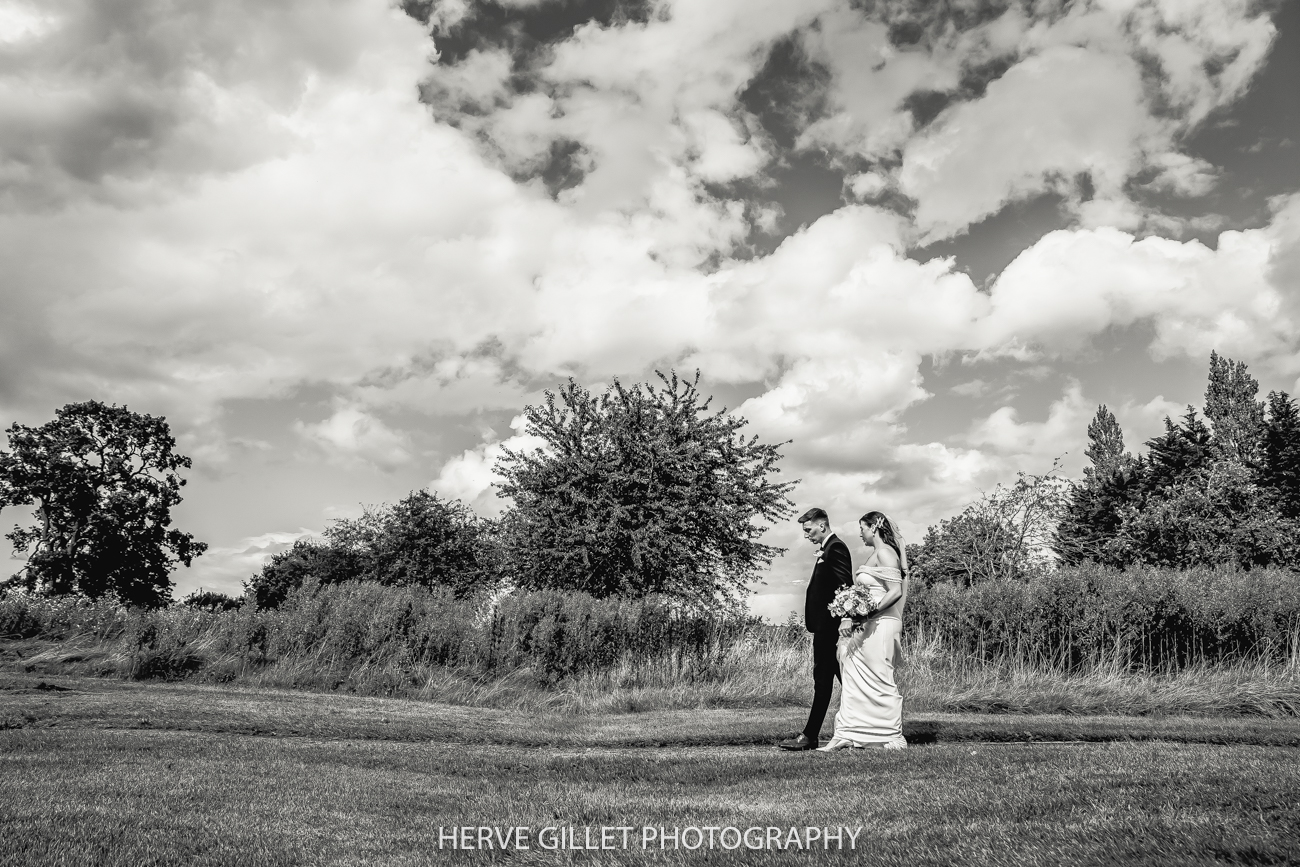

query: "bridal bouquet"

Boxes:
[828, 585, 877, 629]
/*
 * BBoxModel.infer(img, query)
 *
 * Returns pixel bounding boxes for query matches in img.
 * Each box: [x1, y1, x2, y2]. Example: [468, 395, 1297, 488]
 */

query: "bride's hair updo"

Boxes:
[860, 510, 905, 576]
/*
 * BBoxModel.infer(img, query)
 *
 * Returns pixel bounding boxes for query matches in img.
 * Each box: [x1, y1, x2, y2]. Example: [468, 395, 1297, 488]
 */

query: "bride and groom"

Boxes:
[778, 507, 908, 752]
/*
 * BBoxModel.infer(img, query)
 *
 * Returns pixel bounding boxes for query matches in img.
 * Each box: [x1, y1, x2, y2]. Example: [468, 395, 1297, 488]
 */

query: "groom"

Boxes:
[779, 507, 853, 751]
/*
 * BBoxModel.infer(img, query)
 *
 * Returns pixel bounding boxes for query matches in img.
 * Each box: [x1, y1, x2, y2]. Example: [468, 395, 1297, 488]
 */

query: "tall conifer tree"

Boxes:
[1262, 391, 1300, 518]
[1055, 405, 1138, 565]
[1204, 351, 1266, 464]
[1143, 407, 1215, 495]
[1083, 404, 1126, 481]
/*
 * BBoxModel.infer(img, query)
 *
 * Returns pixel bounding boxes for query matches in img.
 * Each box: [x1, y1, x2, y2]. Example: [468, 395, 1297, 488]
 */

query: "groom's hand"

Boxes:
[844, 614, 869, 634]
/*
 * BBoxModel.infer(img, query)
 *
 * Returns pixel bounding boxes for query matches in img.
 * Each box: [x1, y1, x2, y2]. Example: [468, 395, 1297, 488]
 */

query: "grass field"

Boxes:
[3, 672, 1299, 866]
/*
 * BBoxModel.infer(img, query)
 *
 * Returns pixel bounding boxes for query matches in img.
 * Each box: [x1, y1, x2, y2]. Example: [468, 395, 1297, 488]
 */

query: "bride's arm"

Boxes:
[872, 583, 903, 614]
[866, 547, 904, 614]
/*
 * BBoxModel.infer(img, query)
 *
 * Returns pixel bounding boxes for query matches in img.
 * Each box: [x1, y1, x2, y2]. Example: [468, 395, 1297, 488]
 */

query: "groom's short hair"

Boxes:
[797, 507, 828, 526]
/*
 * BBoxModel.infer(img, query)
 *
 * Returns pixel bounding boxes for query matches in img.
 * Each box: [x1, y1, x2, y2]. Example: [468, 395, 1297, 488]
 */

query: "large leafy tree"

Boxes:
[345, 490, 500, 593]
[908, 511, 1021, 587]
[494, 371, 795, 605]
[910, 467, 1071, 585]
[0, 401, 206, 607]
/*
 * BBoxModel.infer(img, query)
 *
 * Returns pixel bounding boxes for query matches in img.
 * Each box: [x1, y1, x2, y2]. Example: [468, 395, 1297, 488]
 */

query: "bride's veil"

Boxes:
[883, 514, 908, 664]
[885, 516, 908, 577]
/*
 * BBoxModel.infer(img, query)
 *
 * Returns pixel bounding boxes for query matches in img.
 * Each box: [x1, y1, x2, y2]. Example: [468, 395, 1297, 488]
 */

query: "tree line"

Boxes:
[909, 352, 1300, 585]
[5, 355, 1297, 610]
[1, 373, 796, 609]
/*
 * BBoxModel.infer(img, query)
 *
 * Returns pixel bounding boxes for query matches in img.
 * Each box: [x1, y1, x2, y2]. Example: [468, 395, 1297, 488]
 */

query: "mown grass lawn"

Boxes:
[2, 674, 1298, 866]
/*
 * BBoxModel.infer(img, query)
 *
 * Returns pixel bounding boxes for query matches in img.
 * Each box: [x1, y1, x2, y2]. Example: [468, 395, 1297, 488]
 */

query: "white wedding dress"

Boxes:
[821, 565, 907, 750]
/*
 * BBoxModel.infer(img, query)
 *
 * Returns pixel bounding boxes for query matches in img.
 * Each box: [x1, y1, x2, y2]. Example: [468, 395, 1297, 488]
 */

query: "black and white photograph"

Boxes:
[2, 0, 1299, 863]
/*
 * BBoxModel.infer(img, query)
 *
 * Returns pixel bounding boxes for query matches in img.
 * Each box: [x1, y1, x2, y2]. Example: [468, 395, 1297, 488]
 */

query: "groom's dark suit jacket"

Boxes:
[805, 534, 853, 633]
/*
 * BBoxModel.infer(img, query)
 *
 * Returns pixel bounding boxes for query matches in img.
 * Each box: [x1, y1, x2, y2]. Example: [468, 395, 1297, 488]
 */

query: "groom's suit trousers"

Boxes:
[804, 627, 841, 739]
[802, 534, 852, 740]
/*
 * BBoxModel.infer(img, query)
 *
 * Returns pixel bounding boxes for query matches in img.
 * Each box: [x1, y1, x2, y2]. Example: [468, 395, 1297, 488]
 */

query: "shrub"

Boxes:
[244, 491, 502, 609]
[181, 590, 242, 612]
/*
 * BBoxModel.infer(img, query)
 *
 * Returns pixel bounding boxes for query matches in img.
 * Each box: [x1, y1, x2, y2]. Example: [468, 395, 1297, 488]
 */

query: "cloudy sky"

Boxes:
[1, 0, 1298, 620]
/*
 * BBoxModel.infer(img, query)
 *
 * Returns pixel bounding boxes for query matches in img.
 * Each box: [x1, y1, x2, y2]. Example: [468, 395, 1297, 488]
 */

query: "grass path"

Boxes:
[4, 671, 1300, 748]
[3, 672, 1300, 866]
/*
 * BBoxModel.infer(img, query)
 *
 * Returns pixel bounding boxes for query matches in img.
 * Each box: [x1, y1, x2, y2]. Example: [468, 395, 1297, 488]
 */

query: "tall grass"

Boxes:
[3, 565, 1299, 716]
[0, 581, 787, 707]
[907, 563, 1300, 670]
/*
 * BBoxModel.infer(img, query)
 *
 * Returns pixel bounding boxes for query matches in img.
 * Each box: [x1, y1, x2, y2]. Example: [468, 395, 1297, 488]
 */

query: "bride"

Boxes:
[818, 510, 909, 751]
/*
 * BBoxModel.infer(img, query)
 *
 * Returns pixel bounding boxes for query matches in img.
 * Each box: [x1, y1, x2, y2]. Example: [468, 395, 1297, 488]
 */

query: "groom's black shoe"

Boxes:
[778, 733, 817, 751]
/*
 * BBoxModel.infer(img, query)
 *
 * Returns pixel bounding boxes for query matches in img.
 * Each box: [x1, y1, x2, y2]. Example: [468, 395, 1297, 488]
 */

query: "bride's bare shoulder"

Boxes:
[875, 545, 902, 569]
